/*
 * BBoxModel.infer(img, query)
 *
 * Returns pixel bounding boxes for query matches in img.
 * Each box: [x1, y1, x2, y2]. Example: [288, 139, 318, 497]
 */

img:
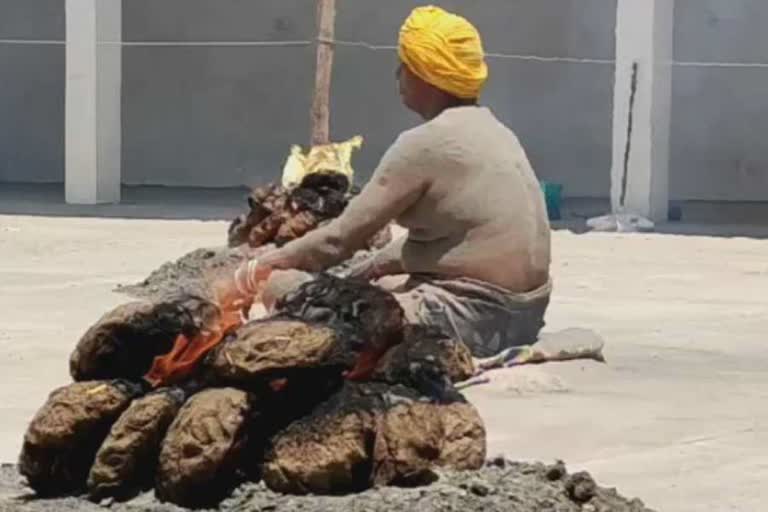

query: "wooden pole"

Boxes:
[310, 0, 336, 146]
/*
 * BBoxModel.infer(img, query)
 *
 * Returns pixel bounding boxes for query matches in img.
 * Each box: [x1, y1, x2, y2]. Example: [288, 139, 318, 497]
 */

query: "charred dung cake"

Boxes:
[87, 387, 187, 501]
[18, 380, 143, 496]
[263, 381, 485, 495]
[155, 388, 255, 508]
[70, 297, 220, 382]
[274, 274, 405, 380]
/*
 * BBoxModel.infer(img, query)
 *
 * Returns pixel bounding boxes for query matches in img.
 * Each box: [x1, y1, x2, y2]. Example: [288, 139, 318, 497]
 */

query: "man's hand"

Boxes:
[234, 259, 273, 298]
[344, 256, 378, 281]
[212, 258, 273, 314]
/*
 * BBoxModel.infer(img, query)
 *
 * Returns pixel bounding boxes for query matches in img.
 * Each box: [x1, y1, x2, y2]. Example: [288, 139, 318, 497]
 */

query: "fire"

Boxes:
[344, 345, 390, 381]
[143, 265, 396, 388]
[145, 288, 250, 388]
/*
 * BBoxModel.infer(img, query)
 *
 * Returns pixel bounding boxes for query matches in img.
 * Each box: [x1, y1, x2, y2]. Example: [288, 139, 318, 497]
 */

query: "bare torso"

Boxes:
[392, 106, 551, 292]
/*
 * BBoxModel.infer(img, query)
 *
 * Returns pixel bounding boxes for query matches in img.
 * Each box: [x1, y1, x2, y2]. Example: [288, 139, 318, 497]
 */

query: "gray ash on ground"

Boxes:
[0, 461, 654, 512]
[115, 247, 246, 301]
[114, 244, 376, 302]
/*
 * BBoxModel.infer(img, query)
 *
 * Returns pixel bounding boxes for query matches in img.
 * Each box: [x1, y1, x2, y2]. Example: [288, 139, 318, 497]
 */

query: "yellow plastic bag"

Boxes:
[281, 135, 363, 189]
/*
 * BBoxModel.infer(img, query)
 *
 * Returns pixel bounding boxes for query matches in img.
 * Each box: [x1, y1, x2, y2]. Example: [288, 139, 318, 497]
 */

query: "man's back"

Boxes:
[395, 106, 551, 292]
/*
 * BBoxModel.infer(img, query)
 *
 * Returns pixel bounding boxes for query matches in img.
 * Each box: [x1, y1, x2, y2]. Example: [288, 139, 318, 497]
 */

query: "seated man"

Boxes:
[232, 6, 551, 357]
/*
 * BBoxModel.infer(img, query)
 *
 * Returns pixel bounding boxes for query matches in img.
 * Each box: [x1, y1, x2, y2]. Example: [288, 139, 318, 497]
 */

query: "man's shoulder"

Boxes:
[396, 119, 441, 144]
[393, 109, 466, 152]
[388, 122, 440, 160]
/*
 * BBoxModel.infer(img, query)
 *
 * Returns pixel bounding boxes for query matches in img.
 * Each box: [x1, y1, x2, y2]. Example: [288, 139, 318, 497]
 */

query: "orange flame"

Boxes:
[343, 344, 391, 381]
[144, 276, 254, 388]
[145, 305, 244, 388]
[142, 259, 394, 387]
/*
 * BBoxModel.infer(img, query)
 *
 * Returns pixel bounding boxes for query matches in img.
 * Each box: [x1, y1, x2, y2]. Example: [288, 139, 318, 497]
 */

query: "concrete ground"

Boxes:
[1, 197, 767, 511]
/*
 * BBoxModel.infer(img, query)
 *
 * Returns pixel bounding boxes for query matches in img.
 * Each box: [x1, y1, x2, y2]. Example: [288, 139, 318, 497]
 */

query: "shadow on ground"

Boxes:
[0, 183, 248, 222]
[3, 184, 768, 239]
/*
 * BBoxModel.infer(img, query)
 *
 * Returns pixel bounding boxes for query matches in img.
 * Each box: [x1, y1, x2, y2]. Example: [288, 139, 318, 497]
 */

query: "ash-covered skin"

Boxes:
[1, 460, 654, 512]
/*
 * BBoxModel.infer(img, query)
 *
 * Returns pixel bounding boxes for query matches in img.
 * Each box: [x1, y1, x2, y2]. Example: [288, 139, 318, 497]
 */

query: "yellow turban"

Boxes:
[398, 5, 488, 99]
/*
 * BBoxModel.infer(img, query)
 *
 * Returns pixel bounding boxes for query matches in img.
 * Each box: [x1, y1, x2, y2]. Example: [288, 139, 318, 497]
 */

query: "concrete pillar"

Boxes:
[65, 0, 121, 204]
[611, 0, 674, 222]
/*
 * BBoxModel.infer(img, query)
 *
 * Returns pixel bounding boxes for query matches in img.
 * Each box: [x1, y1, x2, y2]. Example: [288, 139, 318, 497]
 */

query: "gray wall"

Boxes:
[0, 0, 64, 183]
[672, 0, 768, 201]
[331, 0, 615, 196]
[1, 0, 767, 202]
[121, 0, 615, 195]
[122, 0, 316, 188]
[0, 0, 615, 195]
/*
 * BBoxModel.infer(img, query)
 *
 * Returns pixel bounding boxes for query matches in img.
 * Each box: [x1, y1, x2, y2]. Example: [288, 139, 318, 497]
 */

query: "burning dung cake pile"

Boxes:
[12, 270, 656, 512]
[20, 264, 484, 509]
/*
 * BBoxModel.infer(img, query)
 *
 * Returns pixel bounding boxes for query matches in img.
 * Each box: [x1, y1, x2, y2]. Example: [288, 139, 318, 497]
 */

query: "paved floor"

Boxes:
[1, 208, 766, 511]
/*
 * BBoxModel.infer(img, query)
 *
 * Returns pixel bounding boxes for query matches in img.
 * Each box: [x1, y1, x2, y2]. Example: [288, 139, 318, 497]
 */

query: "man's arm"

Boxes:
[258, 133, 429, 272]
[345, 235, 407, 280]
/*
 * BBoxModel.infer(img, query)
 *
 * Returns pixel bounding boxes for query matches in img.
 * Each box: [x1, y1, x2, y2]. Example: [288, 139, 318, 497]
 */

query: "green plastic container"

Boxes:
[540, 182, 563, 221]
